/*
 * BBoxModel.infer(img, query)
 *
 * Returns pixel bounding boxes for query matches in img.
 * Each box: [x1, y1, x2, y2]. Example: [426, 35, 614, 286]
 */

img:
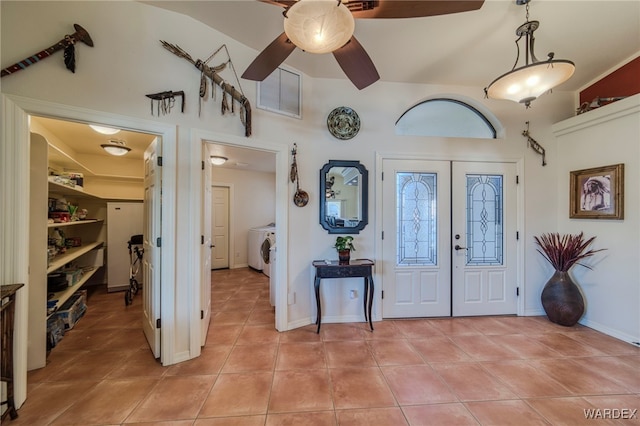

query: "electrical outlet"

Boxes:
[236, 252, 240, 258]
[350, 289, 357, 299]
[288, 292, 296, 305]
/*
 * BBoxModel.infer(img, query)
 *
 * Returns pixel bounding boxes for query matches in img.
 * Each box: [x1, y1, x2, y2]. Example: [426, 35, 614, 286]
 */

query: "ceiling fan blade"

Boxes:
[242, 32, 296, 81]
[351, 0, 484, 19]
[258, 0, 295, 8]
[333, 36, 380, 90]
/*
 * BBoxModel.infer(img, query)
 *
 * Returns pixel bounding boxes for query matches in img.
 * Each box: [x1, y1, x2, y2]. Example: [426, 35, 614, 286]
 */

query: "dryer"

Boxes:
[248, 226, 275, 273]
[260, 231, 275, 277]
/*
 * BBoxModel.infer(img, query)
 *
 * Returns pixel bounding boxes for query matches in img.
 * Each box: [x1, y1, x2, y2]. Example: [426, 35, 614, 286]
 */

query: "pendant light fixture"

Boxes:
[485, 0, 575, 108]
[283, 0, 355, 54]
[101, 139, 131, 156]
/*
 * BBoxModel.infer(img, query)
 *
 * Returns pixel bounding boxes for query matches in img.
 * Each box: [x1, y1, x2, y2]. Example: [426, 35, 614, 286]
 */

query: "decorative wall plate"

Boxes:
[327, 106, 360, 140]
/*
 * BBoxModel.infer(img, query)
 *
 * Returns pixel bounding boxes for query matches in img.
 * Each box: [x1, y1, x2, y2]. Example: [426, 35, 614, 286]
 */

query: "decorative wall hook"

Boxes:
[522, 121, 546, 166]
[145, 90, 185, 116]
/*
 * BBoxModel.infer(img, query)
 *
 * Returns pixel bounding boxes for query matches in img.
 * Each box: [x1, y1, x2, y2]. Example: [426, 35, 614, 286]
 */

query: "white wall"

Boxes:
[3, 1, 634, 365]
[212, 167, 276, 268]
[552, 95, 640, 343]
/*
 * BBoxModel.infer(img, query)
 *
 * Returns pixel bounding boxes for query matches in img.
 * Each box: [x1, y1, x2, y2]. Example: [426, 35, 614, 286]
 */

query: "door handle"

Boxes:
[210, 244, 215, 248]
[454, 244, 467, 251]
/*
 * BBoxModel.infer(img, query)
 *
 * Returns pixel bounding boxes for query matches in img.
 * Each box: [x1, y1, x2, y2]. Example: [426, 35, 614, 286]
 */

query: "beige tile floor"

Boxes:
[15, 267, 639, 425]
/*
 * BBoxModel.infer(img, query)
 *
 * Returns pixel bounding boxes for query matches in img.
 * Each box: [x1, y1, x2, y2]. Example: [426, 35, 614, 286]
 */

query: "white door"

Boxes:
[381, 159, 517, 318]
[201, 146, 212, 345]
[143, 137, 161, 357]
[382, 160, 452, 318]
[212, 186, 230, 269]
[451, 162, 517, 316]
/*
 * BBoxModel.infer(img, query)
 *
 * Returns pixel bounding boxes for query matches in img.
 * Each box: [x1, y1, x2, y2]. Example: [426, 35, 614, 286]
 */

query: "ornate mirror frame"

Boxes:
[319, 160, 368, 234]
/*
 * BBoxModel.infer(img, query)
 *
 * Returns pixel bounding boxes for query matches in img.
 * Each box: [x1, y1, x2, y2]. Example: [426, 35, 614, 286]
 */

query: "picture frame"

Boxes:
[570, 163, 624, 219]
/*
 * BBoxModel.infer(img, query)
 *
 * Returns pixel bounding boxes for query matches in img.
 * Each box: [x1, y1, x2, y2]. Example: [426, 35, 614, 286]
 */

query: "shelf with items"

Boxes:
[46, 266, 98, 318]
[47, 219, 103, 228]
[47, 241, 103, 274]
[48, 179, 102, 200]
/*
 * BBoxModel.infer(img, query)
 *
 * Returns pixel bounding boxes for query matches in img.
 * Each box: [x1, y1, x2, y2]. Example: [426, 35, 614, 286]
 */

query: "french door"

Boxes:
[381, 159, 517, 318]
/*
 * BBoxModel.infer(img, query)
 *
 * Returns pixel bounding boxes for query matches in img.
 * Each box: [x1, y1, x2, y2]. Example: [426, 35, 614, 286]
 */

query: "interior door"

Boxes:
[212, 186, 230, 269]
[201, 146, 212, 345]
[381, 159, 452, 318]
[143, 137, 161, 357]
[451, 162, 517, 316]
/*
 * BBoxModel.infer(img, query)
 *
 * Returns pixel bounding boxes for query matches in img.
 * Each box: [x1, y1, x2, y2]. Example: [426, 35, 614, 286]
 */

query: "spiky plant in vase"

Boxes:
[534, 232, 605, 326]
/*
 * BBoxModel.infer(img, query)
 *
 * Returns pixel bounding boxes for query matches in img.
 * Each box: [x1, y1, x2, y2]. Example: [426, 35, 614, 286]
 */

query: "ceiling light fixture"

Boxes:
[284, 0, 355, 54]
[101, 139, 131, 156]
[210, 156, 228, 166]
[89, 124, 121, 135]
[485, 0, 575, 108]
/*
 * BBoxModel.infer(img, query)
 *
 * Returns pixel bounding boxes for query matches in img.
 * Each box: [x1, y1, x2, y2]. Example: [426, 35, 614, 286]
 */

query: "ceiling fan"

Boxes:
[241, 0, 485, 90]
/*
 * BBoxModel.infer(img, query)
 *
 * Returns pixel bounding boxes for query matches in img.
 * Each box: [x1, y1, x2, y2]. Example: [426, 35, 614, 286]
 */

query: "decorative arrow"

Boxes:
[1, 24, 93, 77]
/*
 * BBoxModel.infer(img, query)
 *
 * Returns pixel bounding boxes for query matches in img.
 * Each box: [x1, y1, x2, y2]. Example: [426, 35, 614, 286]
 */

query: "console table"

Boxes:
[1, 283, 24, 421]
[312, 259, 374, 334]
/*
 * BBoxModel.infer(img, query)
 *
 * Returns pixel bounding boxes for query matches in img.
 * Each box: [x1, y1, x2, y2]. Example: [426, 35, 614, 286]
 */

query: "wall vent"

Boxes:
[257, 67, 301, 119]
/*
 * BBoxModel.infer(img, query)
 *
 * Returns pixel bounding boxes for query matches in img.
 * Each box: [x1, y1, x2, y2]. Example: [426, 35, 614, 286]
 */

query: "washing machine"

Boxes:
[248, 226, 275, 273]
[260, 231, 276, 278]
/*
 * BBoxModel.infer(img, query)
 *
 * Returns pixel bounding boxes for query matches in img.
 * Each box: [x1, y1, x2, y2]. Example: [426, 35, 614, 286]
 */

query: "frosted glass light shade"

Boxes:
[101, 144, 130, 156]
[90, 124, 121, 135]
[284, 0, 355, 54]
[210, 156, 228, 165]
[486, 60, 575, 106]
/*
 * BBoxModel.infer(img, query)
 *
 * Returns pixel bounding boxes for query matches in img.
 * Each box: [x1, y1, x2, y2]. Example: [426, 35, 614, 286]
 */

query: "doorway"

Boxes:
[381, 159, 518, 318]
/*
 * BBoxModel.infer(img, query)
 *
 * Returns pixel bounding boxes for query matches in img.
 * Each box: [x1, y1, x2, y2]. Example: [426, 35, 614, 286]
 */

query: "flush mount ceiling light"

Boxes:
[210, 156, 228, 166]
[89, 124, 121, 135]
[101, 139, 131, 156]
[284, 0, 355, 54]
[485, 0, 575, 108]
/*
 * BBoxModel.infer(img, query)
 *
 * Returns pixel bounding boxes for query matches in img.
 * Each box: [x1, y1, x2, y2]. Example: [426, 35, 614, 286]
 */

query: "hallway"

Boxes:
[13, 268, 639, 425]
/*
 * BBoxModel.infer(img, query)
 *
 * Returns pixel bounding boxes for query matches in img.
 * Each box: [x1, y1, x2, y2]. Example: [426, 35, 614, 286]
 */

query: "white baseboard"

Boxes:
[578, 317, 640, 346]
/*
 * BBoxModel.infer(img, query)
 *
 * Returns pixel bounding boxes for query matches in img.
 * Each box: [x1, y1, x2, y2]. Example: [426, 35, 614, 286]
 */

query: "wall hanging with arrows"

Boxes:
[160, 41, 252, 137]
[1, 24, 93, 78]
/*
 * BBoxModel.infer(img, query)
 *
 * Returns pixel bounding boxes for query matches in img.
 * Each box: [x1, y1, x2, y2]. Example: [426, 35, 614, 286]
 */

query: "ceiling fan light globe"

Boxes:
[284, 0, 355, 54]
[486, 60, 575, 104]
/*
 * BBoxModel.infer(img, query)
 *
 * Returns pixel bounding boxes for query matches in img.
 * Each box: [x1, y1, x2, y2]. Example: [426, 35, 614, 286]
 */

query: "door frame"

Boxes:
[189, 129, 289, 342]
[1, 94, 178, 410]
[374, 151, 525, 320]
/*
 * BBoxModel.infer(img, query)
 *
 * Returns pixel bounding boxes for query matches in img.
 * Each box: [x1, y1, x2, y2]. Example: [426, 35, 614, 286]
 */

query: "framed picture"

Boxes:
[570, 163, 624, 219]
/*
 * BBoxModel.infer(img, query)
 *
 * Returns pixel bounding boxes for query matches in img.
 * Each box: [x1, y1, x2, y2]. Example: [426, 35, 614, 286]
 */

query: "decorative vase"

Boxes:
[338, 249, 351, 264]
[541, 270, 584, 326]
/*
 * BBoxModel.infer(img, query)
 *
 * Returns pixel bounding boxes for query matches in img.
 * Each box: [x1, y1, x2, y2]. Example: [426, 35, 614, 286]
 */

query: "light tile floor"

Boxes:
[15, 268, 639, 425]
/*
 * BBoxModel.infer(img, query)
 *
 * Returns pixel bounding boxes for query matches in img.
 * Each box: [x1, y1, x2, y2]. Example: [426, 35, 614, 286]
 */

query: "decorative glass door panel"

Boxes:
[397, 172, 437, 266]
[466, 174, 503, 266]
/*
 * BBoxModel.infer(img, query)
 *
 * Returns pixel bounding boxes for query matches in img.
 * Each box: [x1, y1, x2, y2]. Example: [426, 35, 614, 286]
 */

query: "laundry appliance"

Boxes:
[248, 226, 275, 276]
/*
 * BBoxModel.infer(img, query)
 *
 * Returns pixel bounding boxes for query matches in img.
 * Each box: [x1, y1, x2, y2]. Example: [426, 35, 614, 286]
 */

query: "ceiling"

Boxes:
[32, 116, 276, 174]
[143, 0, 640, 92]
[30, 1, 639, 174]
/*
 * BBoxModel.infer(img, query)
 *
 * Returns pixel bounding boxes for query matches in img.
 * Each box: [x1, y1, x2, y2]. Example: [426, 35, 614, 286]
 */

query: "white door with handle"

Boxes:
[143, 137, 161, 358]
[451, 161, 518, 316]
[381, 159, 518, 318]
[381, 160, 452, 318]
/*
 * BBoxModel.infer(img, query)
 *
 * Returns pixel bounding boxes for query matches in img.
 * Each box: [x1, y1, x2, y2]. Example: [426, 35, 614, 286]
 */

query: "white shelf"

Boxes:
[47, 219, 103, 228]
[47, 266, 98, 318]
[48, 180, 101, 200]
[47, 241, 103, 273]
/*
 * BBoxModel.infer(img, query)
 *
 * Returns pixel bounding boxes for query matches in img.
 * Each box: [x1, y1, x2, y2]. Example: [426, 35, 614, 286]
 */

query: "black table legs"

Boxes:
[314, 274, 374, 333]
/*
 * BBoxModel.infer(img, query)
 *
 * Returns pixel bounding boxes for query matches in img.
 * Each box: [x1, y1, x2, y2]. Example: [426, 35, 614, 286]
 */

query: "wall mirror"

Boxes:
[319, 160, 368, 234]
